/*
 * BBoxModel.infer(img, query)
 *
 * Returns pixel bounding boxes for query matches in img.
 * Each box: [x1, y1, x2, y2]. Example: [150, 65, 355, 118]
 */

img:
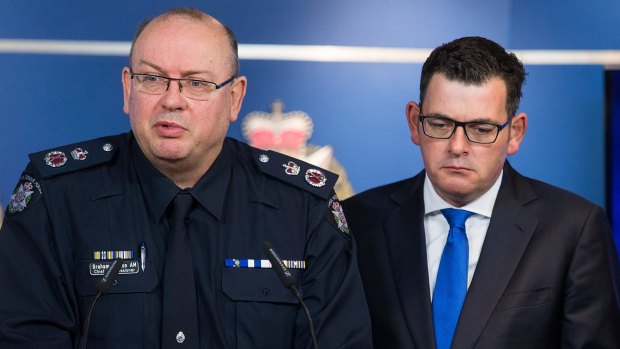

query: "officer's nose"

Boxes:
[160, 80, 188, 110]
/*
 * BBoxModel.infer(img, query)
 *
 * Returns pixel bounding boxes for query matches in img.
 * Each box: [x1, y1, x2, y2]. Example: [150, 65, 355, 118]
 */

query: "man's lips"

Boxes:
[443, 165, 472, 172]
[154, 121, 187, 137]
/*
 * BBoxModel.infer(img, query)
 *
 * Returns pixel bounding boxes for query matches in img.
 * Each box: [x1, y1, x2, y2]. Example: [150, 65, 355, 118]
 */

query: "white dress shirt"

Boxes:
[424, 171, 503, 301]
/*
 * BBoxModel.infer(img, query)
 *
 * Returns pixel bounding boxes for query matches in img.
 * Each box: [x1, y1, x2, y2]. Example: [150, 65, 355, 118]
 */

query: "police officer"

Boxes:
[0, 8, 372, 348]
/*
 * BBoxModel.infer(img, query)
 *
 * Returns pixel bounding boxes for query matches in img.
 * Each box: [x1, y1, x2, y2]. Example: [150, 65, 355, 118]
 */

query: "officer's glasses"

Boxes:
[130, 69, 236, 101]
[419, 115, 511, 144]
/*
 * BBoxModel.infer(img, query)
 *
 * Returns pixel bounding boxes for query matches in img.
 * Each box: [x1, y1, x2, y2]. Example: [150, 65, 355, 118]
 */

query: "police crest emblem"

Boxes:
[7, 172, 42, 215]
[328, 194, 351, 239]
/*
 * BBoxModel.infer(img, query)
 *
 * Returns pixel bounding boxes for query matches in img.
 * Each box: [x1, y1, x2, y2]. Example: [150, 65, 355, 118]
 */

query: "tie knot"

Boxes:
[171, 191, 194, 221]
[441, 208, 473, 229]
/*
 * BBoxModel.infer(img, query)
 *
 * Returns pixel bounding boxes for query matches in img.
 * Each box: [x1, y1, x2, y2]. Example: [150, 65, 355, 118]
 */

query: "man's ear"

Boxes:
[121, 67, 132, 115]
[227, 76, 247, 122]
[406, 101, 422, 145]
[507, 112, 527, 155]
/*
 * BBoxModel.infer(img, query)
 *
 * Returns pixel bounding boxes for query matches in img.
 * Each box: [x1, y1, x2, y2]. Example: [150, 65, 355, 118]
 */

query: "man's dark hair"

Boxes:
[128, 8, 239, 76]
[419, 36, 526, 117]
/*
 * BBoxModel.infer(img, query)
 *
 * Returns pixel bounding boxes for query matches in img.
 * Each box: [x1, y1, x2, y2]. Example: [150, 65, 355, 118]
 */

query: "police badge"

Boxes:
[327, 194, 351, 240]
[7, 172, 43, 215]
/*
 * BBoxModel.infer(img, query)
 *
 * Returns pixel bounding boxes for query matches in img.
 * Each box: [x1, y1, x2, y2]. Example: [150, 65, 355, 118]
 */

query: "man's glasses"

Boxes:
[130, 69, 236, 101]
[419, 115, 511, 144]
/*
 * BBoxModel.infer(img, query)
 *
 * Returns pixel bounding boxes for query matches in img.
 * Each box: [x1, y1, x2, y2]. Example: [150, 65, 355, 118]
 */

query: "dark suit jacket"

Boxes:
[344, 163, 620, 348]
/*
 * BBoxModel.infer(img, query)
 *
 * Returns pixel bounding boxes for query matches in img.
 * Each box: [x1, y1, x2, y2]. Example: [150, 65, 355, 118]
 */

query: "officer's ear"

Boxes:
[406, 101, 422, 146]
[227, 75, 247, 122]
[122, 67, 132, 115]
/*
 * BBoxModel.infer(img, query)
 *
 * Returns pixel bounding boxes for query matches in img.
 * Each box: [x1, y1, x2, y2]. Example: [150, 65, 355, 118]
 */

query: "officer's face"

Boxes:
[406, 73, 527, 207]
[122, 16, 246, 180]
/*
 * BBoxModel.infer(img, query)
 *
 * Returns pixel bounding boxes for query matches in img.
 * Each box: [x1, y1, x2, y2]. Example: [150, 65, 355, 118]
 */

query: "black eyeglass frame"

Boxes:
[418, 114, 512, 144]
[129, 69, 236, 98]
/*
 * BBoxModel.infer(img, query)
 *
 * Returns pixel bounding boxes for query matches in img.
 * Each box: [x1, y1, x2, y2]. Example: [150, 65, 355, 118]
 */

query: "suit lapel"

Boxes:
[452, 164, 539, 348]
[384, 173, 437, 349]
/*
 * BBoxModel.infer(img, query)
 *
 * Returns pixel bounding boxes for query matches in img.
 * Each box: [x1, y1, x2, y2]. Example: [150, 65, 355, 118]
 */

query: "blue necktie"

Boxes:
[433, 208, 473, 349]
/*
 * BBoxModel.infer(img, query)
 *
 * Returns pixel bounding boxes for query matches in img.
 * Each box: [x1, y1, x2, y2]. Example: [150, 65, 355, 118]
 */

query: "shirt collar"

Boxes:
[132, 135, 232, 221]
[188, 140, 232, 220]
[423, 170, 503, 218]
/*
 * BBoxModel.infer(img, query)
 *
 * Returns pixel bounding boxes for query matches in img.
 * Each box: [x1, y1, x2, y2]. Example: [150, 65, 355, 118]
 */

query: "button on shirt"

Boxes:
[423, 172, 503, 300]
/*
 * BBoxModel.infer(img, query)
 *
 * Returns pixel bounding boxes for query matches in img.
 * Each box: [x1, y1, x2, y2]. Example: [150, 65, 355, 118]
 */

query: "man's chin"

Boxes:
[151, 146, 188, 163]
[157, 152, 187, 162]
[435, 179, 477, 204]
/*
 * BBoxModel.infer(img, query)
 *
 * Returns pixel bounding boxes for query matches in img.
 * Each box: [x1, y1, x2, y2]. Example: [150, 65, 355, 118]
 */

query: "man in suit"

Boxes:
[344, 36, 620, 348]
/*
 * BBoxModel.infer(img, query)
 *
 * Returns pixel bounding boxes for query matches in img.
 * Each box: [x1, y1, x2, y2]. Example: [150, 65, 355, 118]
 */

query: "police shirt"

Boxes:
[0, 132, 372, 349]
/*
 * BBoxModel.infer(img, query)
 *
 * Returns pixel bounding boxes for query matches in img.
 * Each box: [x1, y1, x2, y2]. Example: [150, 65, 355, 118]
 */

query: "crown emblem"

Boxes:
[242, 100, 313, 154]
[242, 100, 355, 199]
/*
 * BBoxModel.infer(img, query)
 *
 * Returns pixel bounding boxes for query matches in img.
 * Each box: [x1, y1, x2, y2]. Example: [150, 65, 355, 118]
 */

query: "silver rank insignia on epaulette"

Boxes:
[44, 151, 67, 167]
[282, 160, 327, 187]
[254, 149, 338, 200]
[305, 168, 327, 187]
[44, 146, 99, 167]
[283, 161, 301, 175]
[71, 147, 89, 161]
[28, 138, 117, 179]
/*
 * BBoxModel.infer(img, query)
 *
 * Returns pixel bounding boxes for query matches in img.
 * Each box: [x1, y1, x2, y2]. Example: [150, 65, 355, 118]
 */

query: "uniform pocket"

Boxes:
[75, 259, 158, 295]
[222, 268, 300, 348]
[75, 259, 160, 348]
[222, 267, 299, 303]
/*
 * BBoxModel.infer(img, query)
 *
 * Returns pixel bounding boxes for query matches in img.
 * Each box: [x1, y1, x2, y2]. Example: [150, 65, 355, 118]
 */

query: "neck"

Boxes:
[152, 146, 221, 189]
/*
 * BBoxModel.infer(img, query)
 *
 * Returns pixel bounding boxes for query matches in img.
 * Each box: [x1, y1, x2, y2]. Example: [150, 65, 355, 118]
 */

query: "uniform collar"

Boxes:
[132, 135, 232, 222]
[188, 140, 232, 220]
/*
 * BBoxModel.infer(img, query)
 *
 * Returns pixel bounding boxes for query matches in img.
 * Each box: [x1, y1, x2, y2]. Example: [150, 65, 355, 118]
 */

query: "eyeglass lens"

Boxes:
[423, 117, 500, 144]
[132, 74, 218, 101]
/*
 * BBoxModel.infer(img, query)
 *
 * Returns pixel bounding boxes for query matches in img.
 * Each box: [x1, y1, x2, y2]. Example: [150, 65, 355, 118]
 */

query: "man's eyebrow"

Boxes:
[136, 60, 214, 78]
[423, 114, 500, 124]
[135, 60, 164, 74]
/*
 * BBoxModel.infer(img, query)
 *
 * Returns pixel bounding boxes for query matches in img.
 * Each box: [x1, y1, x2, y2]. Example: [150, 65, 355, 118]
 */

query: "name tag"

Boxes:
[89, 260, 140, 275]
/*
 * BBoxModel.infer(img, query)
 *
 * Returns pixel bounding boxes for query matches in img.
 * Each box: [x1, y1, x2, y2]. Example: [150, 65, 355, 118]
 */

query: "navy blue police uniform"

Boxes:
[0, 132, 372, 349]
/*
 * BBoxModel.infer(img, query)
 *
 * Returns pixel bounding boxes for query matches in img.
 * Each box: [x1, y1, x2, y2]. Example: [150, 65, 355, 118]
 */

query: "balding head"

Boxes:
[128, 8, 239, 77]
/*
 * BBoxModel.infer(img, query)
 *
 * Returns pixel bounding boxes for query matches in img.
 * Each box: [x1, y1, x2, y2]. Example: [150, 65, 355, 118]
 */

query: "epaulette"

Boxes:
[28, 137, 118, 179]
[253, 149, 338, 200]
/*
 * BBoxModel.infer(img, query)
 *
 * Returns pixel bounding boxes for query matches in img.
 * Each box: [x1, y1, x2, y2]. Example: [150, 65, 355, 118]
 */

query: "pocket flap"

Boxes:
[496, 287, 551, 310]
[222, 268, 299, 304]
